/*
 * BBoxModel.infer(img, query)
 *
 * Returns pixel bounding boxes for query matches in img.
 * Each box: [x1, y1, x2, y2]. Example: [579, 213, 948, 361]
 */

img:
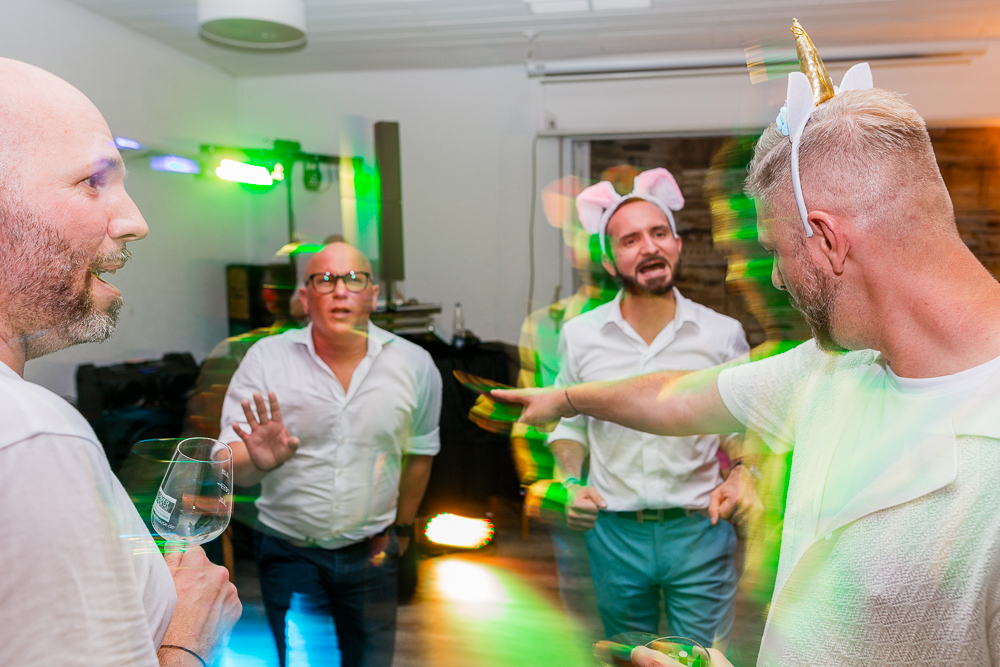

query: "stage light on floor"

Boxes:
[150, 155, 201, 175]
[424, 513, 494, 549]
[216, 159, 274, 186]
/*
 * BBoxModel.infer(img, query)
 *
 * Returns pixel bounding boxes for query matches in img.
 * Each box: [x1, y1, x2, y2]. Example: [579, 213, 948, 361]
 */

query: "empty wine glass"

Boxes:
[151, 437, 233, 551]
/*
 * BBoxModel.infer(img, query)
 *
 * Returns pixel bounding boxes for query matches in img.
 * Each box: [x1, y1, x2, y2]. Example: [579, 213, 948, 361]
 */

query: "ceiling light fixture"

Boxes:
[198, 0, 307, 50]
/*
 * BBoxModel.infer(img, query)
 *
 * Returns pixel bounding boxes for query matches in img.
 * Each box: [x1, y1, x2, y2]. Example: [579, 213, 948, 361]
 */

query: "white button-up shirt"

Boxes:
[547, 289, 749, 511]
[219, 322, 442, 549]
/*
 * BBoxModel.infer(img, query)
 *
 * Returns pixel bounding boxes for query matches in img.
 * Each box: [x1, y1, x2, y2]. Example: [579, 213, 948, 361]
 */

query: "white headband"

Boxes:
[779, 62, 874, 237]
[575, 167, 685, 255]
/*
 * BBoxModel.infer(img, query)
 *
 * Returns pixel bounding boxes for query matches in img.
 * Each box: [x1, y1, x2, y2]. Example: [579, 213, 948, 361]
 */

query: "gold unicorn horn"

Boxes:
[791, 18, 835, 105]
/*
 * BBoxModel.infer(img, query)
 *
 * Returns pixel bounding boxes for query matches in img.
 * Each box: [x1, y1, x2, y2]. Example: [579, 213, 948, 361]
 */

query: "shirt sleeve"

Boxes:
[404, 353, 443, 456]
[717, 340, 820, 453]
[546, 327, 590, 450]
[218, 343, 265, 445]
[0, 435, 162, 667]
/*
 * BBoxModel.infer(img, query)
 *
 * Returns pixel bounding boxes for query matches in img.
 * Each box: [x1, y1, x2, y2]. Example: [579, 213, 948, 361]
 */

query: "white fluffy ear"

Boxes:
[633, 167, 684, 211]
[839, 62, 873, 92]
[575, 181, 621, 234]
[786, 72, 815, 144]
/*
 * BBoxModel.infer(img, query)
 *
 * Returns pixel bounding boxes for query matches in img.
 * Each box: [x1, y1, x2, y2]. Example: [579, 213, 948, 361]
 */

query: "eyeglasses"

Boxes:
[306, 271, 372, 294]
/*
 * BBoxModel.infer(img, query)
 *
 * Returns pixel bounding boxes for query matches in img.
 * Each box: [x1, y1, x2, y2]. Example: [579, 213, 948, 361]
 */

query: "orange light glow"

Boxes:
[424, 513, 494, 549]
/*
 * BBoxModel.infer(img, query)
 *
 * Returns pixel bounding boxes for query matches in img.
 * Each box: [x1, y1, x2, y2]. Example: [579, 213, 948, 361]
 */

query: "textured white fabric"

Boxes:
[718, 340, 1000, 665]
[548, 289, 749, 511]
[0, 362, 176, 666]
[219, 321, 443, 549]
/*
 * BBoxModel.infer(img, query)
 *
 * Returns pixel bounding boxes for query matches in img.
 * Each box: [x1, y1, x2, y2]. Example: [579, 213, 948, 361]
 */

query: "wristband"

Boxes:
[564, 387, 579, 416]
[563, 477, 583, 488]
[160, 644, 208, 667]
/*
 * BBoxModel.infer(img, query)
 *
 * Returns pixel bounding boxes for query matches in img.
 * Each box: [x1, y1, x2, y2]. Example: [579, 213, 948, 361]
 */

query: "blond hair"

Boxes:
[746, 88, 955, 237]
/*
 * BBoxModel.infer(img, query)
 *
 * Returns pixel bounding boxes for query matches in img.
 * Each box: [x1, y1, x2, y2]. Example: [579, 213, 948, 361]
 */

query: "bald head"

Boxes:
[305, 242, 373, 277]
[0, 59, 105, 183]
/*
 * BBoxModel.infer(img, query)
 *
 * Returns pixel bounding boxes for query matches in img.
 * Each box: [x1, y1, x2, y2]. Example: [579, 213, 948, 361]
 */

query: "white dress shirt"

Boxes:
[219, 321, 442, 549]
[547, 289, 749, 511]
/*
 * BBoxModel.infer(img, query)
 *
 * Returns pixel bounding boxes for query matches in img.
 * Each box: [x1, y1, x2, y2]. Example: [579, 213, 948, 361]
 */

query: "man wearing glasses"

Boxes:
[219, 242, 442, 667]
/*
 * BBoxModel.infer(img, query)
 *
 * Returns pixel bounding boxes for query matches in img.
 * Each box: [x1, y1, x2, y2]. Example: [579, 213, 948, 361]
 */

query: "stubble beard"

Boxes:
[1, 195, 127, 360]
[786, 246, 844, 353]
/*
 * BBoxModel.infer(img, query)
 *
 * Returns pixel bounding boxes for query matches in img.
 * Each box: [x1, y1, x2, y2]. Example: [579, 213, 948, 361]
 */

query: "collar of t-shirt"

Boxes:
[885, 352, 1000, 396]
[0, 361, 18, 381]
[603, 287, 700, 350]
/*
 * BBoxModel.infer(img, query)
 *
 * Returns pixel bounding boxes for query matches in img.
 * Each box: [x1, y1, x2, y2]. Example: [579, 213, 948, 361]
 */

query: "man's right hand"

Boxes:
[565, 484, 607, 531]
[491, 386, 577, 429]
[232, 391, 300, 472]
[160, 547, 241, 665]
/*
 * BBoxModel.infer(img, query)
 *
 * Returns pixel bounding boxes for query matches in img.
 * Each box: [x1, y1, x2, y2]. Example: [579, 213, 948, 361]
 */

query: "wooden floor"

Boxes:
[219, 519, 600, 667]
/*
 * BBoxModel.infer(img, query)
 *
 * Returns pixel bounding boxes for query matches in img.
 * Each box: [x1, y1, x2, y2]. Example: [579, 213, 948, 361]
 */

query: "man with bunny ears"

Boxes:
[546, 167, 750, 648]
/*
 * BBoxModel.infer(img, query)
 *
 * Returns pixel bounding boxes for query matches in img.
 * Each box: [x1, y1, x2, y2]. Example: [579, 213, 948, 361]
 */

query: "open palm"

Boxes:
[232, 391, 300, 472]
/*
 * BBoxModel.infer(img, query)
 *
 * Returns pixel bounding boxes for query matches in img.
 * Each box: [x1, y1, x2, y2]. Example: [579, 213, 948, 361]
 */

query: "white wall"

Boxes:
[1, 0, 246, 398]
[236, 66, 568, 345]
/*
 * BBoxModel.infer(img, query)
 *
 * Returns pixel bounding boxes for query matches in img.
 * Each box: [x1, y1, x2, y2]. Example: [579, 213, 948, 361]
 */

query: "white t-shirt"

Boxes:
[548, 289, 749, 511]
[0, 362, 176, 667]
[219, 322, 443, 549]
[719, 340, 1000, 666]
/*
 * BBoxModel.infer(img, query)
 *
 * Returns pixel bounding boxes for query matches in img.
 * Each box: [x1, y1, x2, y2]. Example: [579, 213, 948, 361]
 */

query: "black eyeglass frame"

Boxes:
[305, 271, 373, 294]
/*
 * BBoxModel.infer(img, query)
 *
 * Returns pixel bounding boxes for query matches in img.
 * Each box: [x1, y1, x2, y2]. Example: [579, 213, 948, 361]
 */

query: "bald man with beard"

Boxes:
[500, 87, 1000, 666]
[0, 58, 241, 666]
[219, 243, 442, 667]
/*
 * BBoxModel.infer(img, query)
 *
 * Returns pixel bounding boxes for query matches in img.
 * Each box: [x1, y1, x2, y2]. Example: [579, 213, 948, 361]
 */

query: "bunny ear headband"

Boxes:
[575, 167, 685, 256]
[779, 18, 874, 237]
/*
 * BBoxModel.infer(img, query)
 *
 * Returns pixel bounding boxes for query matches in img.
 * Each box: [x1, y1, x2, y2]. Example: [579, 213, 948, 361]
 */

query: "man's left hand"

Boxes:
[708, 465, 763, 527]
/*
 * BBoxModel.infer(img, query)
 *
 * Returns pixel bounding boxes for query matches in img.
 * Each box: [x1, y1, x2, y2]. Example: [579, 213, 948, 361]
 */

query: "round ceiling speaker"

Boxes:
[198, 0, 307, 50]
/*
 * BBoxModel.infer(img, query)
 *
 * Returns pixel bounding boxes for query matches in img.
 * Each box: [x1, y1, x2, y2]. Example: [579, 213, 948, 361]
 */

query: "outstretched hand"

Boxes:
[490, 386, 576, 430]
[232, 391, 300, 473]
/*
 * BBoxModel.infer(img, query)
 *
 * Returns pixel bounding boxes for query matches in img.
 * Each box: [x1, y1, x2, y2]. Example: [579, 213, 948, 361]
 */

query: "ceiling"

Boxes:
[66, 0, 1000, 77]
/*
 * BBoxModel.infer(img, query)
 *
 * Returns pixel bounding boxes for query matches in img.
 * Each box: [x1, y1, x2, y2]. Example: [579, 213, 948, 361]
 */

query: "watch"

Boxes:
[394, 523, 415, 538]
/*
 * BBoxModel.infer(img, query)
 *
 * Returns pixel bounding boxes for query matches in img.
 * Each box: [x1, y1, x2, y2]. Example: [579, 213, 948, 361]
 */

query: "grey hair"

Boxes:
[745, 87, 955, 237]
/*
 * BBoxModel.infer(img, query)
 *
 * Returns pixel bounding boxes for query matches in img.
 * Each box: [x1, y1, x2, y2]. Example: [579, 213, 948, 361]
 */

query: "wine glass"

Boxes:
[151, 437, 233, 551]
[644, 636, 712, 666]
[593, 634, 712, 667]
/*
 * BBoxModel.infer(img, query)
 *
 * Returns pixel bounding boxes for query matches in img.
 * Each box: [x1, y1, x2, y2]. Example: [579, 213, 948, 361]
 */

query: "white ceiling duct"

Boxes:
[198, 0, 307, 50]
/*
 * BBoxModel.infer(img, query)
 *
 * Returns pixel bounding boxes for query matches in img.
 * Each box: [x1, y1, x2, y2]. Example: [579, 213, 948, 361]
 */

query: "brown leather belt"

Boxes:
[615, 508, 686, 523]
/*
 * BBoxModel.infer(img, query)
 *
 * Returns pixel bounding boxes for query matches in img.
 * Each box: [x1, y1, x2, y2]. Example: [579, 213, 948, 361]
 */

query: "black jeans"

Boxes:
[253, 529, 399, 667]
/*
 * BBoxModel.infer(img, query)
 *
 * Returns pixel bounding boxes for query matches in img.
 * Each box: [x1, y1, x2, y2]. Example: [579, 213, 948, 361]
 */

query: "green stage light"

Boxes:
[215, 159, 274, 186]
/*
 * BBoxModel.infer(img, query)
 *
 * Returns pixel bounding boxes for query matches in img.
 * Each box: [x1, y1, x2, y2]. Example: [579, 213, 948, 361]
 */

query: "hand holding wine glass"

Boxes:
[232, 391, 300, 472]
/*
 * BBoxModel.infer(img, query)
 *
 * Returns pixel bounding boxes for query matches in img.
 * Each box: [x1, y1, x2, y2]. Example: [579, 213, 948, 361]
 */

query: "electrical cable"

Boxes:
[527, 135, 538, 317]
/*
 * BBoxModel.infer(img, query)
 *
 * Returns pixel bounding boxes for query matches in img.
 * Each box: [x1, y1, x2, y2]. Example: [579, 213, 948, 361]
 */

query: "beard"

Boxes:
[619, 256, 680, 297]
[785, 246, 844, 353]
[1, 192, 128, 360]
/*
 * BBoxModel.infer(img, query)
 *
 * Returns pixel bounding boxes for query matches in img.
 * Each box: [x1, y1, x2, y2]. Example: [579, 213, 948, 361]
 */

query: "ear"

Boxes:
[601, 256, 618, 277]
[673, 235, 683, 253]
[298, 287, 310, 315]
[370, 283, 380, 311]
[807, 210, 850, 275]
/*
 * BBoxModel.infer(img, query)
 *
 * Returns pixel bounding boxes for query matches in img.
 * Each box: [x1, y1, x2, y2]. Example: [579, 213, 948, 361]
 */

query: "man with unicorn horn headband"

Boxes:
[497, 19, 1000, 667]
[543, 166, 751, 649]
